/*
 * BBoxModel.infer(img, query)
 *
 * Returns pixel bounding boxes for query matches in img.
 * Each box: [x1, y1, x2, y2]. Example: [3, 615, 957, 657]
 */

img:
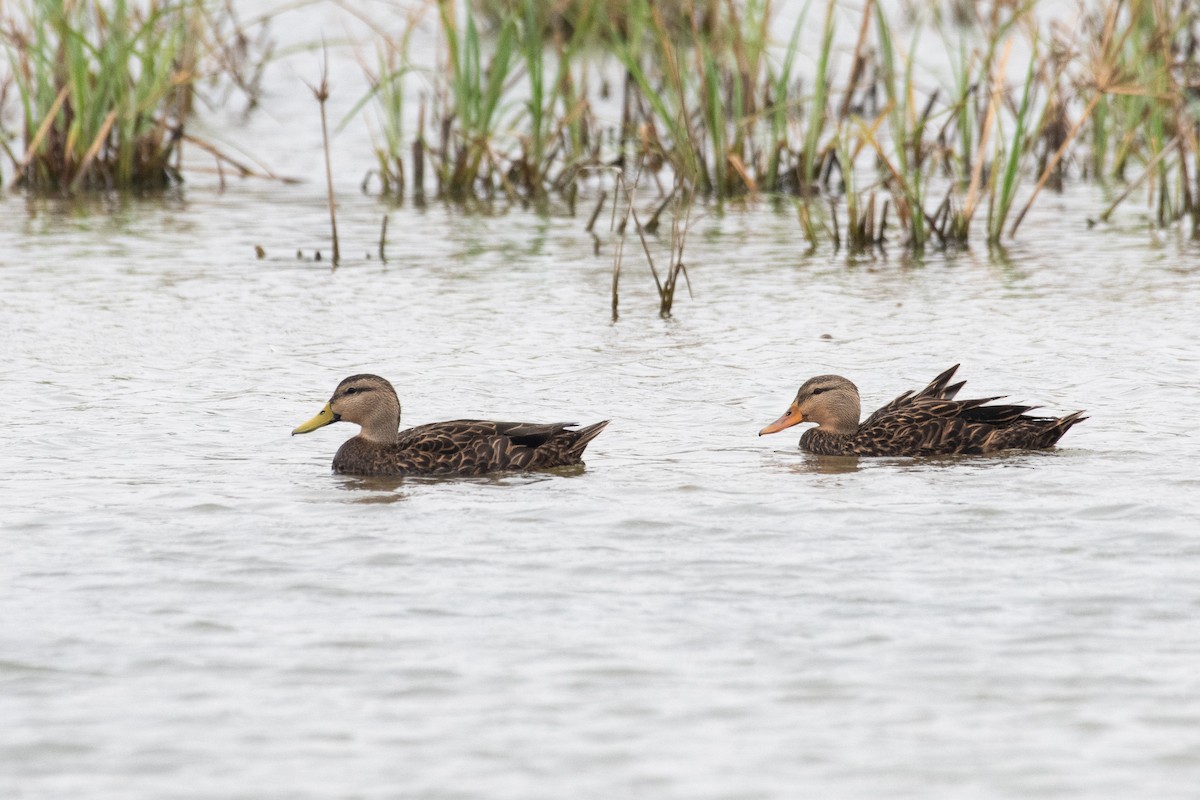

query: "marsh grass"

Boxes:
[1, 0, 272, 192]
[4, 0, 192, 191]
[9, 0, 1184, 242]
[1081, 0, 1200, 231]
[361, 0, 1055, 251]
[350, 33, 414, 196]
[712, 3, 1179, 244]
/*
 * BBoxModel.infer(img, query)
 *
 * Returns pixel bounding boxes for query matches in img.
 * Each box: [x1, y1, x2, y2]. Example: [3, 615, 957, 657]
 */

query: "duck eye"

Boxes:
[811, 388, 825, 395]
[345, 387, 358, 395]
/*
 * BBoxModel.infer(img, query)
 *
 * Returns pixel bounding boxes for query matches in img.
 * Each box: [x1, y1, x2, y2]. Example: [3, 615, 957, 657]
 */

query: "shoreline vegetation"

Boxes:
[2, 0, 1198, 253]
[0, 0, 275, 192]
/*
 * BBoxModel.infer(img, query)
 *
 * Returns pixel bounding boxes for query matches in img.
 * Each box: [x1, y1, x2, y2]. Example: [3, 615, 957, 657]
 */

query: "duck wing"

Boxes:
[830, 366, 1085, 456]
[380, 419, 610, 474]
[858, 394, 1082, 456]
[396, 420, 581, 452]
[863, 364, 965, 426]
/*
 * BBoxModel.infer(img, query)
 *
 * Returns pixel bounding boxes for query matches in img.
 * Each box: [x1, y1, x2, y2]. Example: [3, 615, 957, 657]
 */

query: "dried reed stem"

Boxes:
[962, 40, 1012, 227]
[310, 47, 340, 266]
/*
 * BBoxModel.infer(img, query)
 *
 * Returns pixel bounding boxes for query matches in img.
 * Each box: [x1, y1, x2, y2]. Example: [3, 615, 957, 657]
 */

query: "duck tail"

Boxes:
[568, 420, 610, 456]
[982, 409, 1086, 452]
[1045, 410, 1088, 445]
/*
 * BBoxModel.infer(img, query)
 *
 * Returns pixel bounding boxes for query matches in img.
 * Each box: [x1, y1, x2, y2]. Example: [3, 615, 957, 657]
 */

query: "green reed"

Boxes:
[516, 0, 602, 198]
[987, 52, 1036, 245]
[4, 0, 194, 191]
[435, 1, 520, 198]
[799, 0, 835, 192]
[519, 0, 548, 193]
[2, 0, 273, 193]
[870, 3, 929, 250]
[765, 4, 808, 192]
[610, 1, 707, 192]
[424, 0, 610, 200]
[1111, 0, 1196, 228]
[335, 0, 1200, 249]
[352, 32, 414, 196]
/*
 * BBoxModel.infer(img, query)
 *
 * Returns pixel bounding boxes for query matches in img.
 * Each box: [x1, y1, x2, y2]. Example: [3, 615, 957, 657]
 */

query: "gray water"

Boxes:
[4, 4, 1200, 798]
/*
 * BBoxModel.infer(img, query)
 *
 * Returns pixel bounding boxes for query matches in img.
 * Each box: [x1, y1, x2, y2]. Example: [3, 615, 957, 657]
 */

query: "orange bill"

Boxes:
[758, 400, 803, 436]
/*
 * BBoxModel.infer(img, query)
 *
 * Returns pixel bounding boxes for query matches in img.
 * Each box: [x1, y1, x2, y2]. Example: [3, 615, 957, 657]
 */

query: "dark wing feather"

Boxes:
[957, 403, 1039, 425]
[863, 364, 962, 426]
[335, 420, 609, 476]
[857, 396, 987, 455]
[804, 366, 1085, 456]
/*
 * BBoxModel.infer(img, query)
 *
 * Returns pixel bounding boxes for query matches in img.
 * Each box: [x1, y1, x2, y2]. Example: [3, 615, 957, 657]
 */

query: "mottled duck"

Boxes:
[759, 365, 1085, 456]
[293, 374, 609, 476]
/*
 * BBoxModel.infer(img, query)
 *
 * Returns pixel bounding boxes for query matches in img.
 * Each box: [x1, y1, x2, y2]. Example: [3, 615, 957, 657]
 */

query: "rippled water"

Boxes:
[4, 5, 1200, 799]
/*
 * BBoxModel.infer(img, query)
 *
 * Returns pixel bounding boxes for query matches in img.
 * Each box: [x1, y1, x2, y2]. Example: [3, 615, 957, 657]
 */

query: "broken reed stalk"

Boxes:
[644, 188, 677, 234]
[413, 97, 425, 198]
[630, 183, 693, 316]
[585, 189, 607, 233]
[68, 111, 119, 194]
[838, 0, 875, 121]
[796, 201, 818, 249]
[662, 193, 694, 316]
[379, 214, 389, 262]
[610, 163, 695, 319]
[16, 85, 69, 173]
[1095, 136, 1181, 224]
[310, 47, 340, 266]
[180, 132, 295, 182]
[610, 172, 640, 321]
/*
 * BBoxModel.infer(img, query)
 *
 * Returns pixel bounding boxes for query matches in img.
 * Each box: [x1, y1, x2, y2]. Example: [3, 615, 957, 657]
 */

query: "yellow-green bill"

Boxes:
[292, 402, 337, 435]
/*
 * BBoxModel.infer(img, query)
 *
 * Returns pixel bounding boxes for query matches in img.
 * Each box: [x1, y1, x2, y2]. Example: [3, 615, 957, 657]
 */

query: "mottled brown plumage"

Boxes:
[759, 365, 1086, 456]
[293, 374, 608, 476]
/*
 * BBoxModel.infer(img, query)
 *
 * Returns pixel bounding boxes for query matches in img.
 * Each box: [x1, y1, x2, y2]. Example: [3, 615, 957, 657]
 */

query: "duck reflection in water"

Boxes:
[332, 465, 587, 499]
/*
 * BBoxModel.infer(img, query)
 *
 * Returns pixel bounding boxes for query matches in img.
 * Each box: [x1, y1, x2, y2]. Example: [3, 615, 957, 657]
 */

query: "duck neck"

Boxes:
[357, 397, 401, 444]
[821, 398, 861, 435]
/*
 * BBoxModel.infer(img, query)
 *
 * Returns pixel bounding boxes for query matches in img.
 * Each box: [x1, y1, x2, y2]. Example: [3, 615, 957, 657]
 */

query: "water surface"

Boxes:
[3, 4, 1200, 798]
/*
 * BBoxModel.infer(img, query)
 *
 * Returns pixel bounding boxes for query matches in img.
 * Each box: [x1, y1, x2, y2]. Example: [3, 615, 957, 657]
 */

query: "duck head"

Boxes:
[759, 374, 861, 436]
[292, 374, 402, 443]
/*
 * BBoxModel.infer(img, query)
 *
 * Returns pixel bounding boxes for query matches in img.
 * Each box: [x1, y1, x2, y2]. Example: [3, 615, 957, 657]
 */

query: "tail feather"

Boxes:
[986, 409, 1087, 451]
[1027, 410, 1087, 449]
[1047, 411, 1088, 444]
[568, 420, 610, 456]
